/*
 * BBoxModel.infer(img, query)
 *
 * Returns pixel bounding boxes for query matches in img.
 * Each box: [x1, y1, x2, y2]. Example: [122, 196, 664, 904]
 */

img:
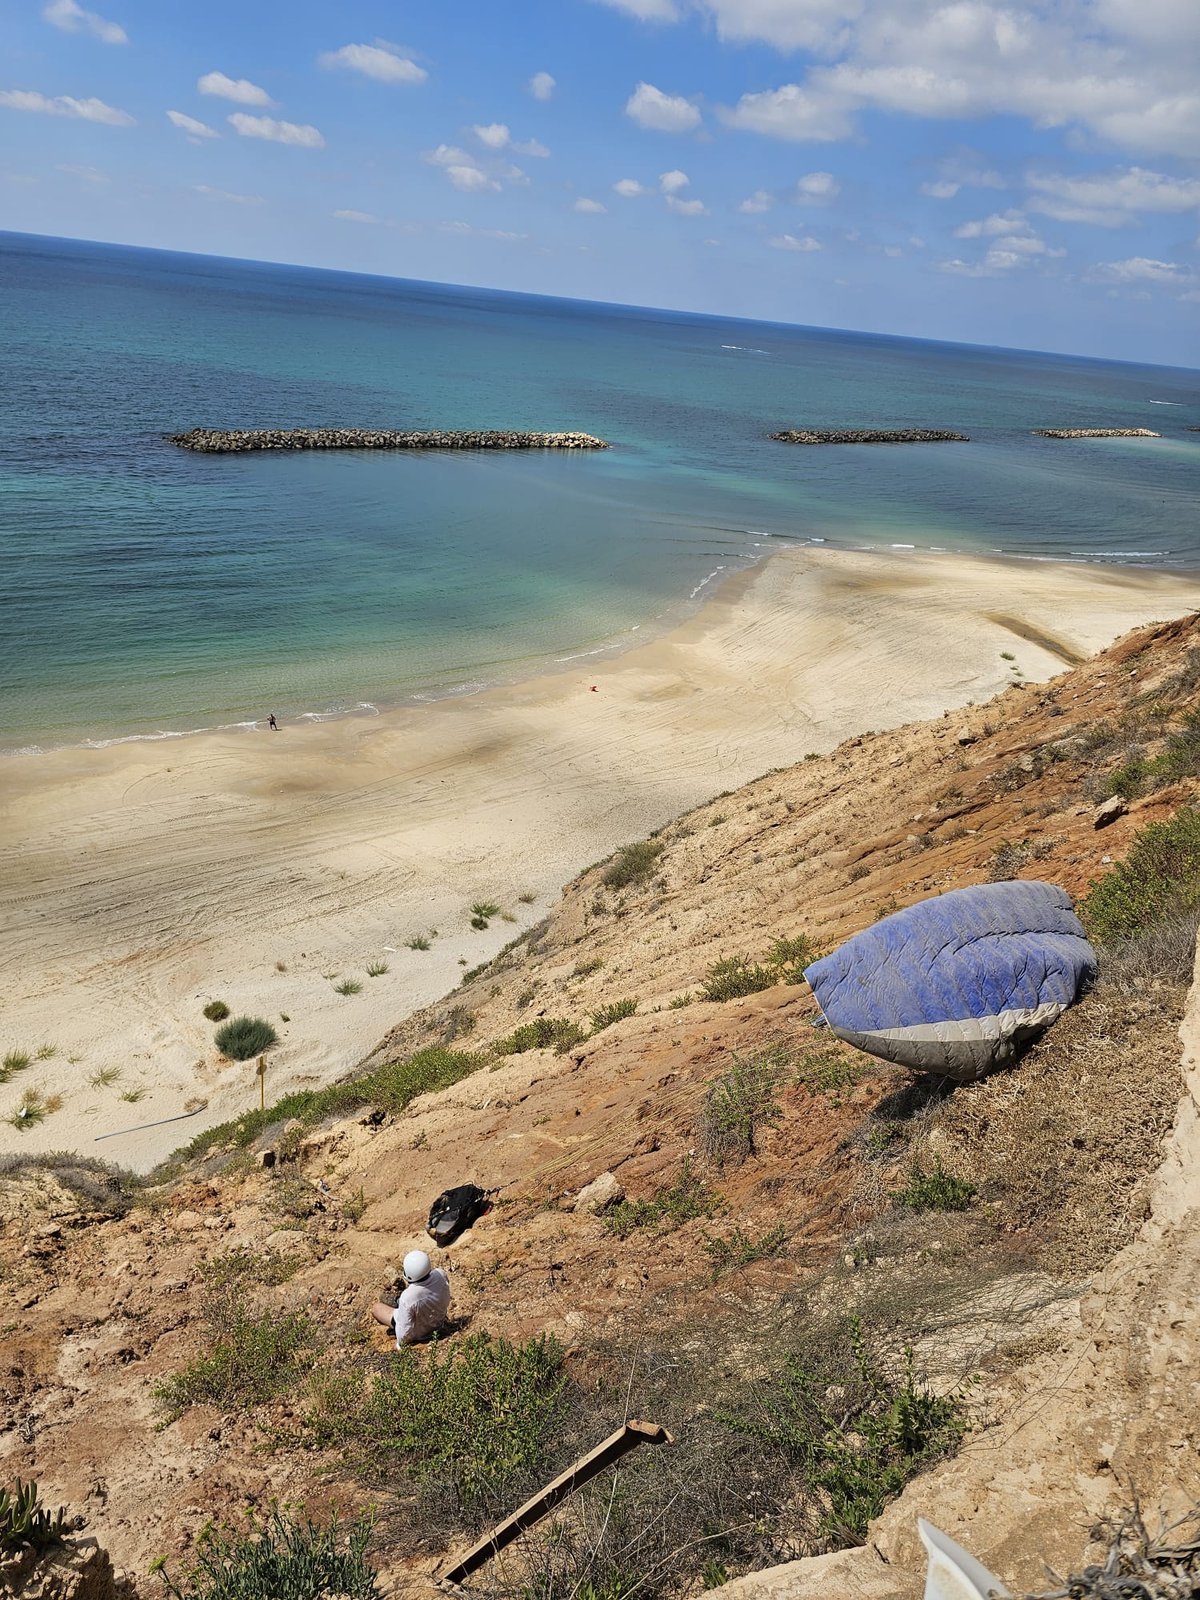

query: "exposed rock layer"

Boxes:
[770, 428, 968, 444]
[1033, 427, 1159, 439]
[168, 427, 609, 453]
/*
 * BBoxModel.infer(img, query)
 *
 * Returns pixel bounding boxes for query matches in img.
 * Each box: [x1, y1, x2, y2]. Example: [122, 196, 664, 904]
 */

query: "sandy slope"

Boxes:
[1, 546, 1197, 1170]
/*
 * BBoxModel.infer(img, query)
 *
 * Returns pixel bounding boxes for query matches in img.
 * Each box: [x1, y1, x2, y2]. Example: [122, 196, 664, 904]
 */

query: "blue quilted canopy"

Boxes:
[803, 881, 1097, 1081]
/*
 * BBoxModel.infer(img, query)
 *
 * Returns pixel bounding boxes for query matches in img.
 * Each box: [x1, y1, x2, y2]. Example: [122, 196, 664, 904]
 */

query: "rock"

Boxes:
[168, 427, 609, 453]
[1094, 795, 1127, 829]
[955, 727, 976, 746]
[171, 1209, 204, 1230]
[771, 428, 967, 445]
[573, 1172, 625, 1214]
[0, 1540, 137, 1600]
[1033, 427, 1159, 439]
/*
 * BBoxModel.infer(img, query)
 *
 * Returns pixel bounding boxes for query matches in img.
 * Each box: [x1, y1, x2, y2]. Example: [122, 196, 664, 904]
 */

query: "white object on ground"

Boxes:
[919, 1518, 1010, 1600]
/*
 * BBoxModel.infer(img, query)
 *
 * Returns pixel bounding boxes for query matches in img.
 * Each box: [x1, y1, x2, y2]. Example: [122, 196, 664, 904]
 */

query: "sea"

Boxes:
[2, 229, 1198, 753]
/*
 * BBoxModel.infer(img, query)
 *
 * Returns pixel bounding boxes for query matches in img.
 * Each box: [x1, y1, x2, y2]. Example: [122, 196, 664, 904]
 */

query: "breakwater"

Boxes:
[168, 427, 610, 453]
[771, 428, 968, 444]
[1033, 428, 1159, 439]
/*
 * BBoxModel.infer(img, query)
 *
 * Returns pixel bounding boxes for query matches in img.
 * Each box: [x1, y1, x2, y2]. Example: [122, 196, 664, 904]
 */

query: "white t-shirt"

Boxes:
[393, 1268, 451, 1347]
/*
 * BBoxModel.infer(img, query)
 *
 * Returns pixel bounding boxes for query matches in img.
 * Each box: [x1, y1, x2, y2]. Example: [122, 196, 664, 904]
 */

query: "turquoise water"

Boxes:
[2, 229, 1198, 750]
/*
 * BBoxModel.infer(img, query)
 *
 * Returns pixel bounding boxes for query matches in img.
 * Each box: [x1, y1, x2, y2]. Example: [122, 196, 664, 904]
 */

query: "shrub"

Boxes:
[704, 1224, 788, 1276]
[0, 1152, 138, 1217]
[494, 1017, 586, 1056]
[0, 1051, 31, 1084]
[333, 979, 363, 996]
[197, 1247, 302, 1291]
[699, 1047, 785, 1167]
[359, 1046, 485, 1115]
[668, 992, 695, 1009]
[89, 1066, 121, 1088]
[406, 935, 432, 951]
[765, 934, 819, 982]
[603, 1157, 719, 1238]
[203, 1001, 231, 1023]
[154, 1300, 319, 1421]
[214, 1017, 278, 1061]
[154, 1506, 378, 1600]
[700, 956, 777, 1002]
[571, 957, 604, 979]
[602, 840, 664, 891]
[304, 1333, 568, 1514]
[0, 1480, 67, 1554]
[590, 998, 637, 1034]
[471, 902, 502, 929]
[1081, 807, 1200, 944]
[795, 1047, 869, 1096]
[897, 1159, 976, 1212]
[724, 1318, 967, 1546]
[9, 1091, 51, 1131]
[365, 961, 389, 977]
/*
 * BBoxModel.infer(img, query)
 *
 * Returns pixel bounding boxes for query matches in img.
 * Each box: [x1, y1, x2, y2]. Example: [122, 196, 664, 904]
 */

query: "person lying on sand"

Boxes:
[371, 1249, 450, 1347]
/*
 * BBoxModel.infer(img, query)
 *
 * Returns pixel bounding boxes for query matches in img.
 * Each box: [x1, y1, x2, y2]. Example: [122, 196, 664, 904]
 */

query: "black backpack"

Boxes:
[427, 1183, 492, 1248]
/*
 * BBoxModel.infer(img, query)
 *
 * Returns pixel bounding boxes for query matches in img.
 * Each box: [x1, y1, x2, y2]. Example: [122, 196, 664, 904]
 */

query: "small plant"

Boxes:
[848, 863, 870, 883]
[572, 957, 605, 979]
[198, 1247, 302, 1291]
[154, 1300, 319, 1421]
[987, 840, 1032, 882]
[203, 1001, 231, 1022]
[334, 979, 363, 996]
[365, 961, 389, 978]
[9, 1090, 50, 1131]
[704, 1224, 788, 1275]
[864, 1120, 907, 1159]
[494, 1017, 587, 1056]
[765, 933, 819, 982]
[1000, 651, 1015, 661]
[342, 1187, 368, 1224]
[602, 840, 664, 890]
[406, 935, 432, 951]
[269, 1177, 321, 1223]
[590, 998, 637, 1034]
[153, 1505, 379, 1600]
[603, 1157, 719, 1238]
[470, 902, 502, 930]
[0, 1051, 31, 1084]
[518, 891, 536, 904]
[120, 1087, 147, 1104]
[1081, 806, 1200, 944]
[0, 1479, 67, 1553]
[897, 1158, 976, 1212]
[214, 1016, 279, 1060]
[89, 1066, 121, 1089]
[795, 1047, 868, 1096]
[34, 1044, 56, 1061]
[700, 1047, 786, 1167]
[668, 991, 695, 1009]
[700, 956, 777, 1002]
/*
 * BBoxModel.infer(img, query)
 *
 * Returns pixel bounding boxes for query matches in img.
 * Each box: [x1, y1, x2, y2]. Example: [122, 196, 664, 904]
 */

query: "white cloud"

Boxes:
[194, 184, 263, 204]
[721, 83, 853, 142]
[0, 89, 133, 124]
[423, 143, 527, 191]
[449, 165, 500, 192]
[941, 212, 1065, 275]
[228, 113, 324, 148]
[198, 72, 273, 107]
[666, 194, 707, 214]
[770, 232, 823, 251]
[58, 163, 108, 183]
[793, 170, 839, 199]
[625, 80, 701, 132]
[920, 180, 961, 198]
[474, 122, 511, 149]
[515, 137, 550, 157]
[43, 0, 126, 44]
[954, 208, 1029, 238]
[167, 109, 219, 140]
[614, 177, 650, 196]
[440, 220, 529, 241]
[593, 0, 680, 17]
[319, 42, 426, 84]
[333, 208, 379, 222]
[659, 168, 689, 193]
[739, 189, 774, 213]
[701, 0, 860, 52]
[1026, 165, 1200, 226]
[1089, 255, 1194, 284]
[575, 197, 607, 213]
[425, 144, 474, 168]
[528, 72, 556, 101]
[883, 244, 903, 256]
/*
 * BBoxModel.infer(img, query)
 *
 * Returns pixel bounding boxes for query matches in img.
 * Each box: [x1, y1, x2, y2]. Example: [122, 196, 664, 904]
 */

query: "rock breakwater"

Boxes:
[770, 428, 968, 444]
[1033, 427, 1159, 439]
[168, 427, 610, 453]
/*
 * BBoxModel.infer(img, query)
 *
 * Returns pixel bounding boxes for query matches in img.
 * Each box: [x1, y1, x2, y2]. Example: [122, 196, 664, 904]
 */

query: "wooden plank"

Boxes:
[438, 1419, 673, 1588]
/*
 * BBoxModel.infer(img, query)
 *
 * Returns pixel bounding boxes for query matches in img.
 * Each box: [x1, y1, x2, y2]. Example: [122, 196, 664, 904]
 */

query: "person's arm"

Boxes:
[392, 1291, 417, 1348]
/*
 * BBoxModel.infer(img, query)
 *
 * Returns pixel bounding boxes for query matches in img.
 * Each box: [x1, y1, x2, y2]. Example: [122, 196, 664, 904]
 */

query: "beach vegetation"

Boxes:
[589, 997, 637, 1033]
[214, 1016, 279, 1060]
[603, 1158, 720, 1238]
[571, 956, 604, 979]
[1081, 806, 1200, 944]
[0, 1151, 139, 1216]
[795, 1046, 869, 1096]
[700, 956, 777, 1001]
[34, 1044, 56, 1061]
[152, 1506, 379, 1600]
[197, 1247, 303, 1292]
[8, 1090, 53, 1131]
[154, 1298, 319, 1421]
[518, 891, 536, 904]
[669, 991, 695, 1008]
[120, 1087, 147, 1104]
[268, 1176, 321, 1223]
[365, 961, 388, 977]
[704, 1224, 788, 1276]
[203, 1001, 231, 1022]
[333, 979, 363, 996]
[470, 902, 502, 930]
[897, 1158, 976, 1212]
[699, 1047, 785, 1167]
[406, 935, 432, 951]
[0, 1051, 31, 1084]
[494, 1017, 586, 1056]
[0, 1479, 68, 1555]
[602, 839, 664, 890]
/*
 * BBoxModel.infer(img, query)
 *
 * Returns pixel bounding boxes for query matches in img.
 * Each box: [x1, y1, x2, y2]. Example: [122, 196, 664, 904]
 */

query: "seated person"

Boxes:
[371, 1249, 450, 1347]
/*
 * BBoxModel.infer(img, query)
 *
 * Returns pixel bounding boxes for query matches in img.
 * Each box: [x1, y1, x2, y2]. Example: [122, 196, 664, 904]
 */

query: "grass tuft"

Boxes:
[365, 961, 389, 978]
[589, 998, 637, 1034]
[333, 979, 363, 996]
[214, 1016, 279, 1060]
[897, 1158, 976, 1212]
[203, 1001, 231, 1023]
[153, 1506, 379, 1600]
[0, 1051, 31, 1084]
[406, 935, 432, 951]
[699, 1047, 785, 1167]
[704, 1224, 788, 1276]
[602, 840, 664, 891]
[154, 1298, 319, 1421]
[603, 1157, 719, 1238]
[494, 1017, 587, 1056]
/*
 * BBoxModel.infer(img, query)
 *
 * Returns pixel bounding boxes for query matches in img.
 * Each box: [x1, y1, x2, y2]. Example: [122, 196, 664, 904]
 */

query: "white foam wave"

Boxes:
[1148, 400, 1182, 405]
[690, 566, 725, 599]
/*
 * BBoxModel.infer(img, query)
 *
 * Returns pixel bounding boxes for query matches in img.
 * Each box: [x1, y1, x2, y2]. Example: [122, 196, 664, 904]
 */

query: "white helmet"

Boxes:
[403, 1249, 432, 1283]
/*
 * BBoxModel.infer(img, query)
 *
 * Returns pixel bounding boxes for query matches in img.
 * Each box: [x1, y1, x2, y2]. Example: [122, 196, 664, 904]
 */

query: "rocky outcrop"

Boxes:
[1033, 428, 1159, 439]
[0, 1541, 138, 1600]
[167, 427, 609, 453]
[771, 428, 968, 444]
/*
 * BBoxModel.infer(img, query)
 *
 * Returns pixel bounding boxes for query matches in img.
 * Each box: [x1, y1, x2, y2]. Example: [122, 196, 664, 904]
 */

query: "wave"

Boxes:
[1148, 400, 1182, 405]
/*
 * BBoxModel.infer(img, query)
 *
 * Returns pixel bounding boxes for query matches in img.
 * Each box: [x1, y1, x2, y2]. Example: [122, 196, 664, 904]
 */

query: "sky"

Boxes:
[2, 0, 1199, 365]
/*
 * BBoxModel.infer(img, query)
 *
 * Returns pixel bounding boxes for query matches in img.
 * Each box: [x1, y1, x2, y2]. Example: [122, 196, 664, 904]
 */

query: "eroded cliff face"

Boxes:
[3, 613, 1199, 1595]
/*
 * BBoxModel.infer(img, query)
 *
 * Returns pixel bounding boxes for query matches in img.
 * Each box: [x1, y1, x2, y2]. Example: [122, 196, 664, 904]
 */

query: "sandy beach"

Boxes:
[2, 543, 1198, 1171]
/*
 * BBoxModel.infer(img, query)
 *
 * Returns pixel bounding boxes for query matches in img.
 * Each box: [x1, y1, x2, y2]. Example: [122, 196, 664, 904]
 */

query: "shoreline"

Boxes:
[3, 543, 1200, 1172]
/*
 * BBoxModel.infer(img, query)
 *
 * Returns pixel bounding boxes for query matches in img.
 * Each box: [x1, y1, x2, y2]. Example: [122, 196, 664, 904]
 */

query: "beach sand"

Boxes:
[2, 544, 1198, 1171]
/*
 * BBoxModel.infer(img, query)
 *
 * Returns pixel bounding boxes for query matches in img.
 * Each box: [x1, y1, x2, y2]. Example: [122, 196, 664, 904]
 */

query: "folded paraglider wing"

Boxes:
[803, 881, 1097, 1082]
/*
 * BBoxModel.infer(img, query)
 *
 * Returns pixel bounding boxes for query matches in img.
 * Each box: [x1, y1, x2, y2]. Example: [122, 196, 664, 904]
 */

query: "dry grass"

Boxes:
[1024, 1504, 1200, 1599]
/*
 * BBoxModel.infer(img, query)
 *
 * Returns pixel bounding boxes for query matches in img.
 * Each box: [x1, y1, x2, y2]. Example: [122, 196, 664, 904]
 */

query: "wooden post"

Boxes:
[436, 1419, 672, 1589]
[257, 1054, 266, 1111]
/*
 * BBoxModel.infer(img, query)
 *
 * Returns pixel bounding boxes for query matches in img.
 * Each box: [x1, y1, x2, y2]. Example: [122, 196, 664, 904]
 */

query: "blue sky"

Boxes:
[2, 0, 1199, 364]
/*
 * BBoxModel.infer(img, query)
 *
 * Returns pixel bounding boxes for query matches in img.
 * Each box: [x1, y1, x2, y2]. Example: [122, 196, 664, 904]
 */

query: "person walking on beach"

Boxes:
[371, 1250, 450, 1347]
[268, 713, 278, 731]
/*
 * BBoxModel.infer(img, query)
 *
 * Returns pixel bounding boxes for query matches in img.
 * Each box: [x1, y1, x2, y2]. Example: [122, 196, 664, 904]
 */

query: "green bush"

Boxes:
[0, 1480, 67, 1553]
[794, 1047, 869, 1096]
[589, 998, 637, 1034]
[214, 1017, 278, 1061]
[1081, 807, 1200, 944]
[724, 1318, 967, 1546]
[0, 1051, 31, 1084]
[764, 933, 819, 982]
[602, 840, 664, 890]
[365, 961, 388, 978]
[494, 1017, 587, 1056]
[897, 1159, 976, 1212]
[304, 1333, 567, 1513]
[333, 979, 363, 996]
[700, 957, 777, 1002]
[704, 1224, 788, 1276]
[154, 1301, 319, 1421]
[603, 1157, 719, 1238]
[203, 1001, 231, 1023]
[154, 1506, 378, 1600]
[699, 1047, 785, 1167]
[197, 1248, 302, 1292]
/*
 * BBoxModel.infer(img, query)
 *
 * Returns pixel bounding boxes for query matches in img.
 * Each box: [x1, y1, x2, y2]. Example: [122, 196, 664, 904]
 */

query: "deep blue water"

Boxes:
[2, 229, 1198, 749]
